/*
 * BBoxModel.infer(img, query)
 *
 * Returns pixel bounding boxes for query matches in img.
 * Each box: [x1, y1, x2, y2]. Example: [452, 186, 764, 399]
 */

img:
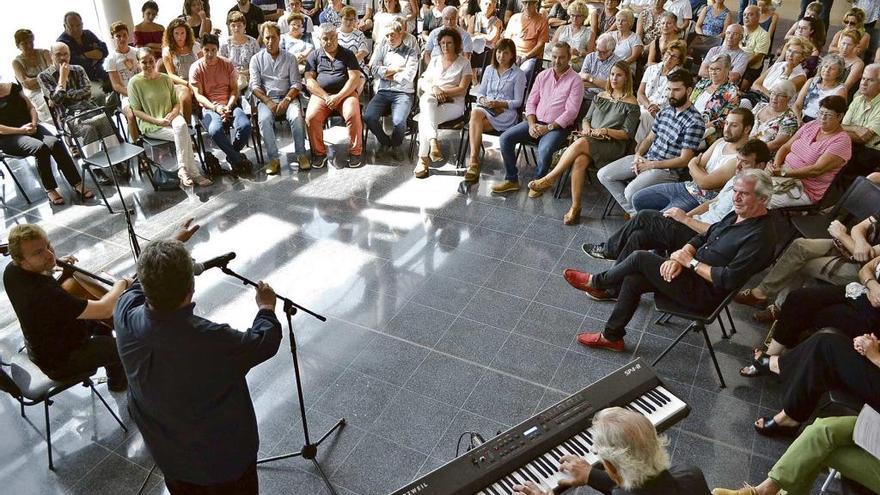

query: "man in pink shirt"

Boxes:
[769, 95, 851, 208]
[493, 41, 584, 195]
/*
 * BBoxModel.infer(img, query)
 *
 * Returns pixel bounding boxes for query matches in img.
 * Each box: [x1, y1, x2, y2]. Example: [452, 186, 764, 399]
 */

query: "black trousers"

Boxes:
[779, 332, 880, 422]
[165, 463, 258, 495]
[42, 322, 126, 388]
[773, 285, 880, 348]
[605, 210, 699, 265]
[592, 251, 723, 340]
[0, 125, 81, 191]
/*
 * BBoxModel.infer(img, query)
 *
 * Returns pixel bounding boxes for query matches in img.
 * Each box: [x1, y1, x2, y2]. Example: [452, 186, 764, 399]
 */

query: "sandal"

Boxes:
[414, 158, 430, 179]
[46, 190, 65, 205]
[464, 162, 480, 182]
[428, 142, 444, 163]
[739, 349, 772, 378]
[177, 170, 194, 187]
[194, 175, 213, 187]
[74, 183, 95, 199]
[563, 206, 582, 225]
[527, 176, 553, 194]
[754, 416, 799, 438]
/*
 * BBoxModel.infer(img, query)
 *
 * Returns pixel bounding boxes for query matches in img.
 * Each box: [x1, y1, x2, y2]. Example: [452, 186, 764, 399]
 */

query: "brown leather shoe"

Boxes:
[733, 288, 767, 308]
[753, 304, 779, 323]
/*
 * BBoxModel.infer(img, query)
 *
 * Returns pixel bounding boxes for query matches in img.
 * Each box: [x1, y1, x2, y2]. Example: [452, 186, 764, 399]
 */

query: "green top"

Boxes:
[127, 73, 178, 135]
[843, 92, 880, 151]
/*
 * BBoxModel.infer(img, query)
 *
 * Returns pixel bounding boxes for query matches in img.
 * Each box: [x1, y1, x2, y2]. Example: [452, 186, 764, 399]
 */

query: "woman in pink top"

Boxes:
[769, 95, 851, 208]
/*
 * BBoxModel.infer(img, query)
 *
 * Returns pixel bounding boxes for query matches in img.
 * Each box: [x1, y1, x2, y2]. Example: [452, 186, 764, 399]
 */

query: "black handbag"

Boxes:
[153, 167, 181, 191]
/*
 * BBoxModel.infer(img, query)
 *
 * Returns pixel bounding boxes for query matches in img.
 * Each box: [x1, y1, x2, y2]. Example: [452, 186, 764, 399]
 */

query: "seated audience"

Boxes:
[795, 0, 826, 28]
[129, 48, 212, 187]
[690, 53, 739, 143]
[459, 0, 480, 33]
[829, 7, 870, 57]
[421, 0, 447, 37]
[338, 7, 370, 65]
[12, 29, 53, 123]
[598, 69, 703, 215]
[304, 24, 363, 168]
[740, 5, 771, 85]
[364, 19, 419, 161]
[568, 169, 775, 352]
[735, 213, 879, 325]
[782, 16, 823, 78]
[230, 0, 267, 38]
[838, 29, 867, 95]
[550, 0, 591, 70]
[689, 0, 732, 61]
[768, 95, 850, 208]
[645, 12, 680, 65]
[793, 54, 847, 123]
[492, 42, 583, 194]
[348, 0, 375, 33]
[464, 38, 526, 181]
[190, 33, 254, 174]
[750, 80, 799, 153]
[278, 0, 314, 41]
[250, 22, 309, 174]
[742, 36, 811, 109]
[513, 407, 710, 495]
[699, 25, 748, 84]
[414, 28, 473, 178]
[637, 40, 685, 142]
[755, 0, 778, 41]
[4, 224, 129, 390]
[842, 64, 880, 178]
[471, 0, 504, 51]
[162, 19, 201, 124]
[134, 1, 165, 58]
[58, 11, 109, 100]
[636, 0, 670, 50]
[713, 415, 880, 495]
[664, 0, 692, 29]
[528, 61, 639, 225]
[425, 6, 474, 61]
[184, 0, 213, 39]
[221, 12, 261, 91]
[374, 0, 408, 43]
[581, 34, 622, 104]
[319, 0, 345, 27]
[0, 81, 93, 203]
[281, 13, 315, 63]
[38, 42, 114, 134]
[105, 22, 141, 141]
[254, 0, 285, 21]
[503, 0, 549, 76]
[544, 0, 571, 28]
[611, 9, 643, 69]
[632, 109, 752, 212]
[594, 0, 622, 33]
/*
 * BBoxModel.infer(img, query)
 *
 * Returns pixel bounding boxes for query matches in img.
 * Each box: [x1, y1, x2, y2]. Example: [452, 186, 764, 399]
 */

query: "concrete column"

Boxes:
[94, 0, 134, 36]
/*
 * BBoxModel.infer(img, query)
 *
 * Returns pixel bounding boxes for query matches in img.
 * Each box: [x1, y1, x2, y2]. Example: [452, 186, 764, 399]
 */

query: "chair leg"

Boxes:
[20, 398, 25, 418]
[725, 306, 737, 336]
[89, 382, 128, 432]
[821, 469, 838, 494]
[652, 322, 696, 368]
[1, 158, 31, 204]
[86, 166, 114, 214]
[44, 400, 54, 470]
[700, 324, 727, 388]
[717, 314, 730, 339]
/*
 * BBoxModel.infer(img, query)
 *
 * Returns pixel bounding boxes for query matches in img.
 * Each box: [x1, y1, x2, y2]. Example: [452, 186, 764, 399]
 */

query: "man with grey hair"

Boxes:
[565, 167, 776, 352]
[842, 64, 880, 177]
[699, 24, 749, 84]
[423, 6, 474, 62]
[513, 407, 710, 494]
[580, 33, 621, 102]
[740, 5, 770, 85]
[114, 219, 280, 495]
[57, 11, 109, 96]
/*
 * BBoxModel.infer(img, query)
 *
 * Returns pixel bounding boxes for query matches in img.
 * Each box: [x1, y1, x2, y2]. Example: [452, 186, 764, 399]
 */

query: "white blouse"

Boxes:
[421, 55, 473, 106]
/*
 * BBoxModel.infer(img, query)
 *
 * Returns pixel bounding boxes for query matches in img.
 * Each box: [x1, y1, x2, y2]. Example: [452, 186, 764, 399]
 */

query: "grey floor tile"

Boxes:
[69, 452, 153, 495]
[459, 287, 530, 330]
[478, 206, 537, 236]
[485, 261, 551, 300]
[382, 301, 457, 347]
[332, 433, 426, 495]
[634, 333, 703, 386]
[403, 351, 485, 408]
[533, 274, 593, 315]
[514, 301, 586, 348]
[409, 274, 480, 316]
[348, 334, 431, 386]
[671, 431, 751, 490]
[313, 370, 401, 430]
[429, 410, 509, 461]
[462, 371, 547, 426]
[548, 350, 624, 395]
[369, 389, 458, 455]
[456, 225, 519, 259]
[429, 248, 502, 286]
[523, 217, 578, 248]
[680, 388, 761, 451]
[502, 236, 566, 272]
[489, 333, 567, 385]
[434, 317, 511, 364]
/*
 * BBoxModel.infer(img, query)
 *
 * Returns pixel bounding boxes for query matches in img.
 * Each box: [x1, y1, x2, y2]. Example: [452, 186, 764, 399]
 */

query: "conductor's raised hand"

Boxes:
[173, 218, 201, 243]
[255, 282, 277, 311]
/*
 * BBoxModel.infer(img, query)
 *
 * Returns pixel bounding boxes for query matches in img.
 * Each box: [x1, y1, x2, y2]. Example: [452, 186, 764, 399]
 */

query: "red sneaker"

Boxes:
[563, 269, 616, 301]
[577, 332, 625, 352]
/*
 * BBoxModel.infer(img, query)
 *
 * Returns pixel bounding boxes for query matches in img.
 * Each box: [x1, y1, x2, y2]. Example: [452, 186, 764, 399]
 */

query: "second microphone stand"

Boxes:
[219, 264, 345, 495]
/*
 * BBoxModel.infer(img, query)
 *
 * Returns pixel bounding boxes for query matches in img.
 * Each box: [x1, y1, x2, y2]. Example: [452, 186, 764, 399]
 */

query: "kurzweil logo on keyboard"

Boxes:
[401, 482, 428, 494]
[623, 363, 641, 376]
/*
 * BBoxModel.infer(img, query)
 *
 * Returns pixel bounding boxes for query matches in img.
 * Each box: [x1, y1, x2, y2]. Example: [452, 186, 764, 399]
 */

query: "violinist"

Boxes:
[3, 223, 131, 391]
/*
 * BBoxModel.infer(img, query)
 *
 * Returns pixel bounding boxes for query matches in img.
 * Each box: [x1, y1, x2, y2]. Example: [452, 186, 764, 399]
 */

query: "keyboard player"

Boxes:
[512, 407, 710, 495]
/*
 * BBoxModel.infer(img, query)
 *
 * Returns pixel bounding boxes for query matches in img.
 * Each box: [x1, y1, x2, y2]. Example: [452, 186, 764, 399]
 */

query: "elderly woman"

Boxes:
[320, 0, 346, 27]
[183, 0, 212, 39]
[338, 6, 370, 64]
[769, 95, 851, 208]
[0, 80, 92, 204]
[220, 12, 260, 91]
[636, 0, 668, 47]
[793, 54, 847, 123]
[743, 36, 811, 109]
[551, 0, 592, 69]
[636, 40, 685, 142]
[829, 7, 870, 57]
[129, 48, 211, 187]
[134, 1, 165, 58]
[751, 80, 799, 153]
[11, 29, 52, 123]
[415, 28, 473, 179]
[611, 9, 643, 68]
[838, 29, 866, 95]
[645, 12, 680, 65]
[465, 39, 526, 181]
[161, 19, 201, 124]
[471, 0, 503, 50]
[782, 16, 823, 77]
[690, 53, 739, 143]
[513, 407, 710, 495]
[528, 61, 640, 225]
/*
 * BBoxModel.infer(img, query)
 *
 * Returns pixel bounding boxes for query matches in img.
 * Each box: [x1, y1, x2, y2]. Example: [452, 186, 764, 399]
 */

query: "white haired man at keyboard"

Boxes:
[513, 407, 710, 495]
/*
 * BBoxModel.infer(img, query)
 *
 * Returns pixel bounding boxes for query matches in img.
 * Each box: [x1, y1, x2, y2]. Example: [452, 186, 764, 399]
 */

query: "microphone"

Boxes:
[193, 252, 236, 275]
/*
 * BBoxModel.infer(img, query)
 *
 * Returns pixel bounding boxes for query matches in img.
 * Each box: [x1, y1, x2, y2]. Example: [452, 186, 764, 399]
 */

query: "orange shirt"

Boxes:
[504, 13, 550, 57]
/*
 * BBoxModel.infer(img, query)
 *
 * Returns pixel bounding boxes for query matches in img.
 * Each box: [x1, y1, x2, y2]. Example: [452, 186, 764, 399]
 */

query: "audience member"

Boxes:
[581, 34, 622, 104]
[281, 13, 316, 63]
[319, 0, 346, 27]
[464, 38, 525, 181]
[829, 7, 870, 57]
[421, 0, 448, 38]
[364, 18, 419, 161]
[492, 42, 583, 194]
[768, 95, 850, 208]
[338, 7, 370, 64]
[278, 0, 315, 40]
[230, 0, 268, 38]
[38, 42, 100, 117]
[250, 22, 309, 174]
[190, 33, 254, 174]
[472, 0, 504, 50]
[529, 61, 639, 225]
[636, 0, 670, 49]
[12, 29, 52, 123]
[414, 28, 473, 178]
[743, 36, 811, 108]
[690, 53, 739, 143]
[794, 54, 846, 123]
[664, 0, 692, 28]
[837, 29, 866, 95]
[221, 12, 261, 91]
[550, 0, 591, 70]
[504, 0, 549, 76]
[636, 40, 685, 142]
[129, 47, 212, 187]
[348, 0, 375, 33]
[699, 25, 748, 83]
[750, 80, 799, 153]
[594, 0, 622, 33]
[184, 0, 213, 39]
[105, 22, 141, 141]
[134, 1, 165, 58]
[610, 9, 643, 69]
[598, 69, 703, 215]
[690, 0, 732, 61]
[755, 0, 779, 40]
[783, 16, 823, 77]
[842, 64, 880, 178]
[544, 0, 572, 28]
[374, 0, 408, 42]
[254, 0, 286, 21]
[161, 19, 201, 124]
[304, 24, 363, 168]
[425, 6, 474, 61]
[645, 12, 679, 65]
[58, 11, 110, 106]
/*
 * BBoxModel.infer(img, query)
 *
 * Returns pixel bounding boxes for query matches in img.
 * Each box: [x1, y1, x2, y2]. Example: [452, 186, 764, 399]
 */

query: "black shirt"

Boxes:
[0, 83, 32, 128]
[114, 282, 281, 485]
[590, 465, 711, 494]
[688, 210, 777, 293]
[305, 46, 360, 94]
[3, 263, 89, 370]
[228, 3, 267, 39]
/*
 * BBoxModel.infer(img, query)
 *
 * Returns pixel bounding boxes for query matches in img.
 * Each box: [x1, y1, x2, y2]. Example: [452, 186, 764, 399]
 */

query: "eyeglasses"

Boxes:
[769, 91, 789, 98]
[818, 110, 839, 119]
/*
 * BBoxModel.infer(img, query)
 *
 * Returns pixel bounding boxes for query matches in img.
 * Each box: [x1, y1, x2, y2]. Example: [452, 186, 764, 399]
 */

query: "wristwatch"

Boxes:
[588, 75, 594, 84]
[688, 259, 700, 270]
[547, 123, 557, 131]
[779, 167, 787, 177]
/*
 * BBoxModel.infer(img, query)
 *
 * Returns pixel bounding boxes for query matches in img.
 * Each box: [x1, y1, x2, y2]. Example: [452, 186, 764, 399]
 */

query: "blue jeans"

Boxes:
[363, 90, 412, 147]
[257, 99, 306, 160]
[630, 181, 702, 213]
[499, 121, 570, 181]
[202, 107, 251, 165]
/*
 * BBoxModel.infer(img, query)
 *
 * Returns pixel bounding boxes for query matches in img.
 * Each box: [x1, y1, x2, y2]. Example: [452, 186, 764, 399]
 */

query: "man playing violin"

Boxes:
[3, 223, 132, 391]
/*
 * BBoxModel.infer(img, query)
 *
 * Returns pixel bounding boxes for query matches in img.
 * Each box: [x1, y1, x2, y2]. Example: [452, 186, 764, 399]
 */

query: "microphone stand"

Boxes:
[218, 264, 345, 495]
[98, 136, 140, 259]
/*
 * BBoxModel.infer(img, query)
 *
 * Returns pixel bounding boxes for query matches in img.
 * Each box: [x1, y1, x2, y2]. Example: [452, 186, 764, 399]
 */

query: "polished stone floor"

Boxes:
[0, 125, 834, 495]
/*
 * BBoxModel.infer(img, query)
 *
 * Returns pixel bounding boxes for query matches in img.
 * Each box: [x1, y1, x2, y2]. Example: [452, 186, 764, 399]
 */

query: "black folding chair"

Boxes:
[789, 176, 880, 241]
[0, 151, 33, 204]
